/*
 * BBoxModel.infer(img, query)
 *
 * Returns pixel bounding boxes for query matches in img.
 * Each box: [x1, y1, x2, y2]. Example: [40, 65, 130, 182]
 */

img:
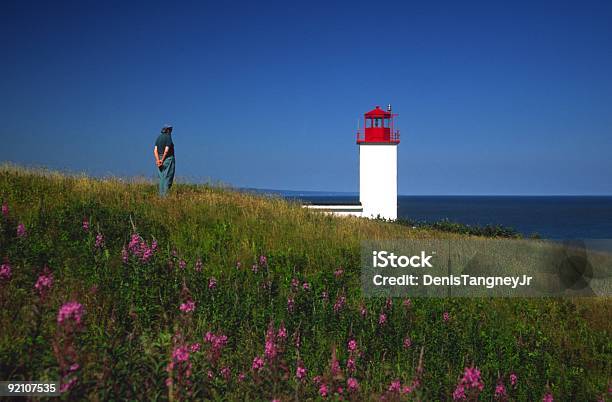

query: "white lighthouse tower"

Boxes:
[357, 105, 400, 220]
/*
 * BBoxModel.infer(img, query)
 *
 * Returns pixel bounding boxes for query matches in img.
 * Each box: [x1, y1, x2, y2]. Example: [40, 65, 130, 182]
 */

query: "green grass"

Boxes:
[0, 165, 610, 401]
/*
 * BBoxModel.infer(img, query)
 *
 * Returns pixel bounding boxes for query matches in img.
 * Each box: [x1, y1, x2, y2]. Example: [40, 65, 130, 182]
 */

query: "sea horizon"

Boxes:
[242, 190, 612, 240]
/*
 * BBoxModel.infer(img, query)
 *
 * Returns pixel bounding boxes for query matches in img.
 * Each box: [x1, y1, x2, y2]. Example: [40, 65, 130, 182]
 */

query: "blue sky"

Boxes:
[2, 0, 611, 195]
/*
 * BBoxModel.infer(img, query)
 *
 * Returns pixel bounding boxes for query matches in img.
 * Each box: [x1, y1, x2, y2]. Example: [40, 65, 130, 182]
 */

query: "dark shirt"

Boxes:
[155, 133, 174, 159]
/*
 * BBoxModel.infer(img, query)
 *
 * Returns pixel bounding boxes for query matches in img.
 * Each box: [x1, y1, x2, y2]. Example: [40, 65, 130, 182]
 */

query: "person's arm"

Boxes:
[154, 146, 161, 166]
[160, 146, 170, 164]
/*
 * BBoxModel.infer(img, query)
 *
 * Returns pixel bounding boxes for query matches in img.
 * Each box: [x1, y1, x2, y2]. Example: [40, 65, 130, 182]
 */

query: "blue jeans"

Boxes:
[158, 156, 175, 196]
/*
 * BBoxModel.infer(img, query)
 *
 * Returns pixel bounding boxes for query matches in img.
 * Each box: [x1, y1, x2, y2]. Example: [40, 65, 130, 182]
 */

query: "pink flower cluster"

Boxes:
[208, 277, 217, 290]
[0, 262, 11, 282]
[57, 301, 84, 325]
[453, 366, 484, 400]
[17, 223, 27, 238]
[34, 266, 54, 299]
[94, 233, 104, 249]
[179, 299, 196, 313]
[1, 202, 8, 218]
[264, 323, 280, 360]
[495, 382, 507, 399]
[333, 295, 346, 313]
[123, 233, 157, 263]
[166, 343, 195, 396]
[82, 219, 89, 232]
[387, 378, 416, 395]
[172, 346, 190, 363]
[347, 377, 359, 392]
[204, 331, 228, 364]
[542, 393, 554, 402]
[296, 361, 307, 380]
[252, 356, 264, 371]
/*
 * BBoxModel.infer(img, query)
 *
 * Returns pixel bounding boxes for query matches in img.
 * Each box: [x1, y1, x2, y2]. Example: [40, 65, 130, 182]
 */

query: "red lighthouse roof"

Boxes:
[356, 105, 400, 144]
[364, 105, 391, 117]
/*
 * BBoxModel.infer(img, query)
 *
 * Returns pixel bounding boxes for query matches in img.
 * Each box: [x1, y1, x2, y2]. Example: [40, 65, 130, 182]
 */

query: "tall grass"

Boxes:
[0, 165, 609, 401]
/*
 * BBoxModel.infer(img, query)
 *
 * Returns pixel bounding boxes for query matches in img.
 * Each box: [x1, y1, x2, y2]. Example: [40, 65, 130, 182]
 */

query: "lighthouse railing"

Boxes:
[356, 129, 400, 143]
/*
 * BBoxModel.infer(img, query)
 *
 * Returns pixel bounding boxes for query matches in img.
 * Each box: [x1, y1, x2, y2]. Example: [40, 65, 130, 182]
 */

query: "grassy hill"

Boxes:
[0, 165, 609, 401]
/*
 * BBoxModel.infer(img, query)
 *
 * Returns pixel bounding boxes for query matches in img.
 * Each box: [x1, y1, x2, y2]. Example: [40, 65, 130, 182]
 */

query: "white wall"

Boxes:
[359, 144, 397, 220]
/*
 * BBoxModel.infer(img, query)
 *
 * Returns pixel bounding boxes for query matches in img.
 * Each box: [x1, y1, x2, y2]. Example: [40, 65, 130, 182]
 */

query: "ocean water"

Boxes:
[283, 194, 612, 239]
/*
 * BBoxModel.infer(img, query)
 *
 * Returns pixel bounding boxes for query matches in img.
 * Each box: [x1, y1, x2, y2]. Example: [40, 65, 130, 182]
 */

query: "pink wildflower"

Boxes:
[287, 297, 294, 313]
[296, 364, 307, 380]
[94, 233, 104, 248]
[379, 313, 387, 325]
[179, 299, 196, 313]
[34, 267, 54, 298]
[347, 339, 357, 352]
[252, 356, 264, 371]
[388, 379, 401, 393]
[121, 247, 129, 263]
[333, 295, 346, 313]
[319, 383, 328, 398]
[360, 304, 367, 317]
[178, 259, 186, 270]
[1, 202, 8, 218]
[302, 282, 310, 291]
[172, 346, 190, 362]
[453, 384, 466, 400]
[347, 377, 359, 392]
[542, 394, 554, 402]
[60, 376, 77, 392]
[57, 301, 84, 325]
[220, 366, 231, 380]
[195, 258, 202, 272]
[347, 357, 356, 373]
[189, 343, 201, 352]
[17, 223, 26, 238]
[510, 373, 517, 387]
[495, 382, 507, 399]
[453, 366, 484, 400]
[82, 219, 89, 232]
[259, 255, 267, 267]
[334, 268, 344, 278]
[208, 277, 217, 290]
[291, 278, 299, 289]
[443, 311, 450, 322]
[277, 323, 287, 339]
[402, 385, 413, 394]
[403, 337, 412, 349]
[403, 298, 412, 308]
[0, 262, 11, 281]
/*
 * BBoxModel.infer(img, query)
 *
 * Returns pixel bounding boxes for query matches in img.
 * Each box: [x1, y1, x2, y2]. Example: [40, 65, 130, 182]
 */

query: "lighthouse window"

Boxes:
[366, 119, 372, 128]
[384, 118, 390, 128]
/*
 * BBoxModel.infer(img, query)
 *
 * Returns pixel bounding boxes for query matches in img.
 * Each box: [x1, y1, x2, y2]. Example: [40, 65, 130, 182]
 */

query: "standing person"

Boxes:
[154, 124, 175, 196]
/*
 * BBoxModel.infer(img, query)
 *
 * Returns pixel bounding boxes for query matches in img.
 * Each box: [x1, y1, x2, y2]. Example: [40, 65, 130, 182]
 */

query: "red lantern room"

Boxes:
[356, 105, 400, 144]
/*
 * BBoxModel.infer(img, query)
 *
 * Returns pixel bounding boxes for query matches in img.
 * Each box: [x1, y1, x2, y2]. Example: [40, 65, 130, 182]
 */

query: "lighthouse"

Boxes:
[356, 105, 400, 220]
[303, 104, 400, 219]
